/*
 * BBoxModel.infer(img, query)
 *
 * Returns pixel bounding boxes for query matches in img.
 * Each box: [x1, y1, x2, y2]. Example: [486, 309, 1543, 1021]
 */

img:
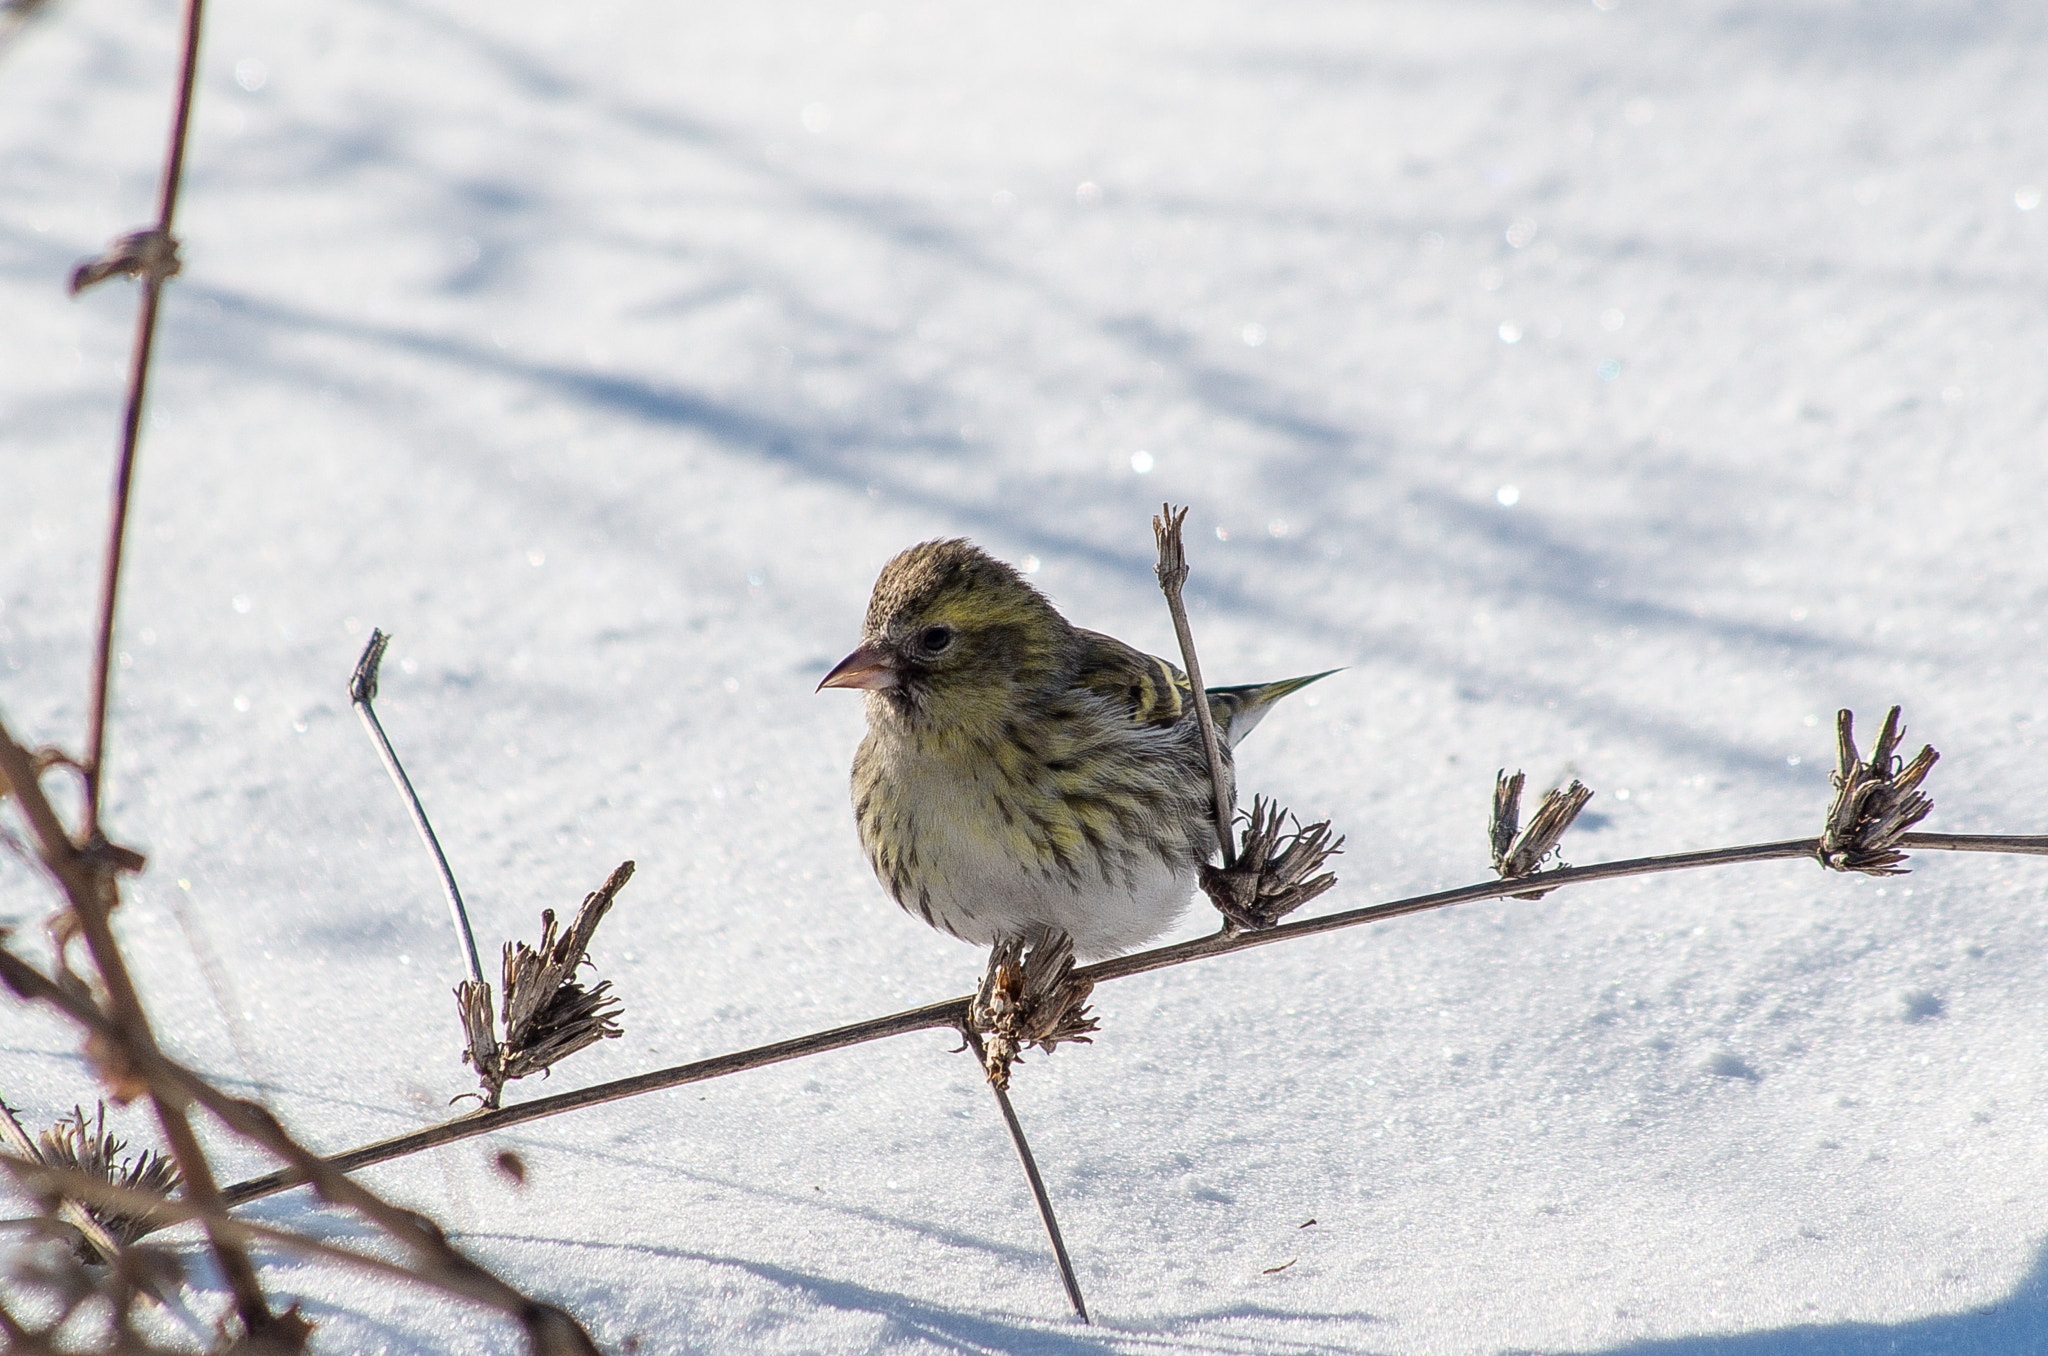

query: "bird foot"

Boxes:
[969, 932, 1098, 1089]
[1200, 796, 1343, 932]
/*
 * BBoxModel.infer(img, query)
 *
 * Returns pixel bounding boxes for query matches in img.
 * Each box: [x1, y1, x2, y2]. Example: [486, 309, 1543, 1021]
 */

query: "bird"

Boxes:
[818, 538, 1333, 961]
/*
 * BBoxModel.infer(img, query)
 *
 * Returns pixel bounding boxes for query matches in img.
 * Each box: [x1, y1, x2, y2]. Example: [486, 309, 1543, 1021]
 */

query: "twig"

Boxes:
[2, 1154, 586, 1345]
[1897, 833, 2048, 854]
[78, 0, 206, 841]
[205, 828, 2048, 1210]
[0, 948, 601, 1354]
[1152, 504, 1236, 868]
[0, 721, 279, 1337]
[960, 1027, 1089, 1324]
[1, 717, 600, 1351]
[350, 629, 486, 988]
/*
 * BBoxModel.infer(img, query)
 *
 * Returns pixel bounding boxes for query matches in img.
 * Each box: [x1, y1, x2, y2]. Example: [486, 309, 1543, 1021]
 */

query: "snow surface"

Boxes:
[5, 0, 2048, 1350]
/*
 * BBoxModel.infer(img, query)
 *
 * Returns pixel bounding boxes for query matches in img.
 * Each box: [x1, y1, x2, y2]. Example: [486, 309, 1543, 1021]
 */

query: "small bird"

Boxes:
[819, 539, 1332, 960]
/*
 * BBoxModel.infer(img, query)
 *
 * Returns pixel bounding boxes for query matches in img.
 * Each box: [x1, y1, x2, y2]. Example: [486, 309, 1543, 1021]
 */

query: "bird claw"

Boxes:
[1200, 796, 1343, 932]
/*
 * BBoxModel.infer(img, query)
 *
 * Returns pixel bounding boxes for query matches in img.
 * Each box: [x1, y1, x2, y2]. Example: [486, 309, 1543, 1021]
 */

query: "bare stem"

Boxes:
[0, 949, 600, 1353]
[1152, 504, 1236, 869]
[197, 828, 2048, 1213]
[2, 1154, 585, 1343]
[350, 630, 485, 988]
[2, 717, 600, 1350]
[961, 1026, 1089, 1323]
[0, 722, 275, 1333]
[1896, 832, 2048, 855]
[82, 0, 206, 839]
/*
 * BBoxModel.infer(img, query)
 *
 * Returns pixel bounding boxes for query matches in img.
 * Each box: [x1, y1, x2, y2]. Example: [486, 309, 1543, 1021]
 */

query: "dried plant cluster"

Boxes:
[1819, 706, 1939, 875]
[969, 934, 1100, 1091]
[460, 865, 632, 1107]
[1490, 770, 1596, 898]
[34, 1104, 180, 1252]
[1200, 796, 1344, 932]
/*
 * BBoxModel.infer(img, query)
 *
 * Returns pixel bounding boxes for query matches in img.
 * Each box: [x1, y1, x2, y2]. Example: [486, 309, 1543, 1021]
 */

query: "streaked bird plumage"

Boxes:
[821, 539, 1333, 959]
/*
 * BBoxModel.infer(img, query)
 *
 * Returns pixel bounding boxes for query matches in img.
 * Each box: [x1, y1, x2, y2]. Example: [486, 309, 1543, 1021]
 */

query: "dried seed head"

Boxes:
[1491, 771, 1593, 897]
[1152, 503, 1191, 591]
[1819, 707, 1938, 875]
[455, 978, 503, 1106]
[970, 932, 1099, 1089]
[458, 862, 632, 1105]
[35, 1103, 181, 1252]
[69, 227, 182, 295]
[349, 629, 392, 705]
[1200, 796, 1344, 931]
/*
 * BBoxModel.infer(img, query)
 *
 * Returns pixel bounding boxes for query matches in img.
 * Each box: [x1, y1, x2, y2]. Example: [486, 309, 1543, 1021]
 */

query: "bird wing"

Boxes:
[1071, 629, 1189, 727]
[1073, 629, 1336, 744]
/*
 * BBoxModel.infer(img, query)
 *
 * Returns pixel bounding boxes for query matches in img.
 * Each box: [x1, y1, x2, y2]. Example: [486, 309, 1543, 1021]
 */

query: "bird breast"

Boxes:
[852, 696, 1221, 959]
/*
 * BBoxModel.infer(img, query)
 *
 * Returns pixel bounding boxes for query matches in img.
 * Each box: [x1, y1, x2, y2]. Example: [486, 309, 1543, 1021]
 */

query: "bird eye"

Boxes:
[920, 625, 954, 654]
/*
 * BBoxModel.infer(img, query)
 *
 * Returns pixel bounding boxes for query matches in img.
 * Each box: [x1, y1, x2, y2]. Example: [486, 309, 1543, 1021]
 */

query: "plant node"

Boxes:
[1491, 771, 1594, 898]
[970, 932, 1098, 1089]
[1200, 796, 1343, 931]
[69, 227, 182, 295]
[1819, 706, 1938, 875]
[459, 862, 632, 1107]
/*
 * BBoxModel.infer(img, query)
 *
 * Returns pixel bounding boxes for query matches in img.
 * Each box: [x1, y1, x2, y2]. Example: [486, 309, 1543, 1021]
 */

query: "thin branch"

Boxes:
[1, 1155, 579, 1344]
[216, 999, 963, 1207]
[80, 0, 206, 840]
[1899, 833, 2048, 854]
[205, 828, 2048, 1211]
[350, 629, 485, 988]
[1152, 504, 1236, 869]
[0, 720, 277, 1334]
[960, 1027, 1089, 1324]
[0, 948, 601, 1354]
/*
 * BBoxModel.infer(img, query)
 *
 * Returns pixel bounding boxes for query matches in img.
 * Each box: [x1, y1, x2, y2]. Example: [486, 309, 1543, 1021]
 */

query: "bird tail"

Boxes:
[1207, 669, 1341, 747]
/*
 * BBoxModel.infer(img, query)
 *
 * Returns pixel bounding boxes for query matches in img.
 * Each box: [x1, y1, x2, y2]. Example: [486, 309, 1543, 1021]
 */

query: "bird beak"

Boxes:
[818, 642, 898, 692]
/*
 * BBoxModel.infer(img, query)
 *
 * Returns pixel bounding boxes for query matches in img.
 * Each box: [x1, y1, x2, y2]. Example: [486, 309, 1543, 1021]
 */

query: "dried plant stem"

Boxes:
[82, 0, 205, 839]
[1153, 504, 1236, 869]
[0, 718, 599, 1351]
[961, 1027, 1089, 1324]
[0, 949, 601, 1353]
[1896, 832, 2048, 855]
[350, 630, 485, 987]
[204, 828, 2048, 1212]
[216, 1001, 963, 1206]
[0, 726, 277, 1334]
[0, 1155, 588, 1343]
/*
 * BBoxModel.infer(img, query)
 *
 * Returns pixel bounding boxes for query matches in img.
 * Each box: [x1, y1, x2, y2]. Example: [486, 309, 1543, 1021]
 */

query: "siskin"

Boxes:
[820, 539, 1332, 959]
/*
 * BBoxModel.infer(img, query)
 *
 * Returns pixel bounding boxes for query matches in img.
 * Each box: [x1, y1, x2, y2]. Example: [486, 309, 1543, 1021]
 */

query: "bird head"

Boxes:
[818, 539, 1071, 728]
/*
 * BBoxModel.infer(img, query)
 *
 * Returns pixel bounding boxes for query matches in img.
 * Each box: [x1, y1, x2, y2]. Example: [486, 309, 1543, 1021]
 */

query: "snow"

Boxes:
[4, 0, 2048, 1350]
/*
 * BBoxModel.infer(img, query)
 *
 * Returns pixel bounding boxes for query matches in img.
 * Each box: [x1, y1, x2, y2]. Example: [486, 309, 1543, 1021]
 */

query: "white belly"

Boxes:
[921, 841, 1197, 961]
